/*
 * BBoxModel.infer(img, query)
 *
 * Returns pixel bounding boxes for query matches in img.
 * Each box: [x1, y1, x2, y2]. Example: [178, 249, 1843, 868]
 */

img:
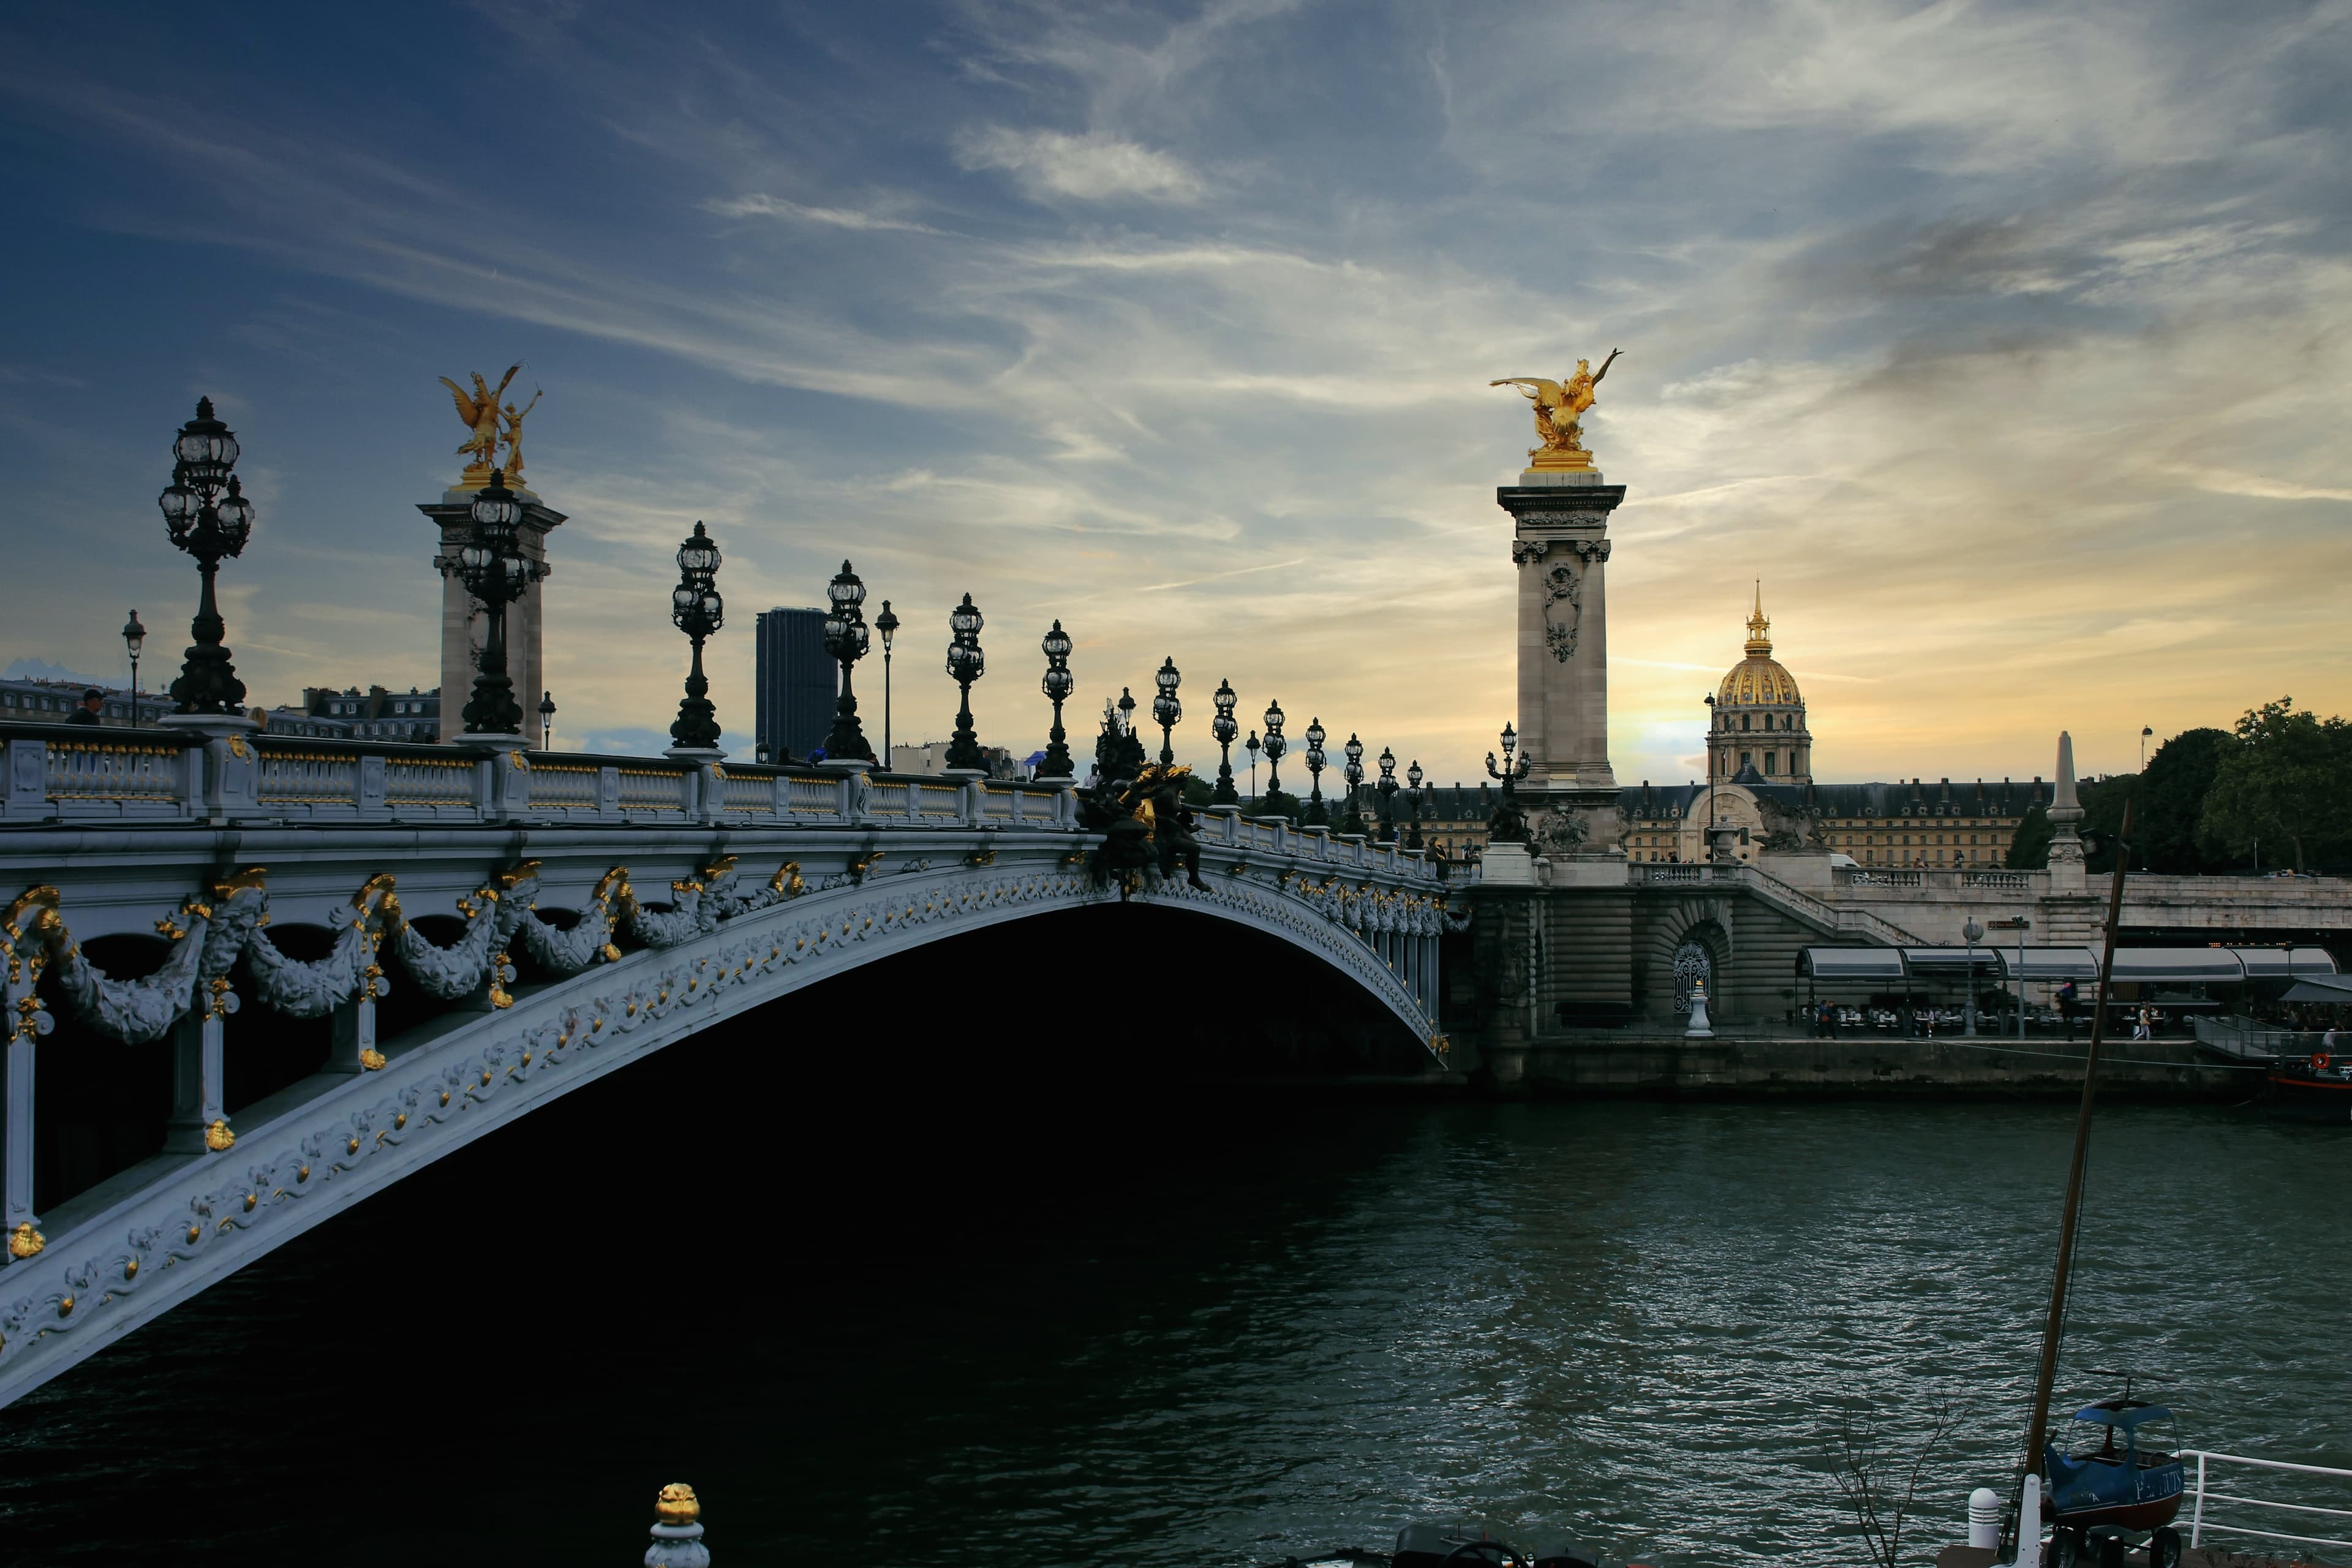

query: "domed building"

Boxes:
[1708, 586, 1810, 784]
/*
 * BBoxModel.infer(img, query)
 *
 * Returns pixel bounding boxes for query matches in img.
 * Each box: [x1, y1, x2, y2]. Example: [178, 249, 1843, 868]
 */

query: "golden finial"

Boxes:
[7, 1220, 44, 1259]
[654, 1483, 701, 1524]
[203, 1118, 236, 1152]
[1744, 581, 1771, 656]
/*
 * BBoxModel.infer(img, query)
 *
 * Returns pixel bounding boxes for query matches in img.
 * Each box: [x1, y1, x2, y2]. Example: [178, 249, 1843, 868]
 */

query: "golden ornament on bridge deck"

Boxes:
[655, 1482, 701, 1523]
[1491, 347, 1621, 470]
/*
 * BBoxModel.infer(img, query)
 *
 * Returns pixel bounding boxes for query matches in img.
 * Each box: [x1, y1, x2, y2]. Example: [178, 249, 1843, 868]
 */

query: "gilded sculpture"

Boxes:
[1491, 348, 1621, 469]
[437, 366, 543, 488]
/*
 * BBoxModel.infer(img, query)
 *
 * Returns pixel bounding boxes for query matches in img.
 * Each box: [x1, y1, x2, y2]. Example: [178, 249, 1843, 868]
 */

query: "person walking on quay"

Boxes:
[66, 688, 103, 725]
[2133, 1006, 2152, 1041]
[2057, 979, 2079, 1042]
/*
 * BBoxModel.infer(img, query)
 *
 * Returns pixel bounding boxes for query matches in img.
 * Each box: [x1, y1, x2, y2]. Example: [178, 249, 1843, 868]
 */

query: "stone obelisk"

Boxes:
[1491, 356, 1628, 864]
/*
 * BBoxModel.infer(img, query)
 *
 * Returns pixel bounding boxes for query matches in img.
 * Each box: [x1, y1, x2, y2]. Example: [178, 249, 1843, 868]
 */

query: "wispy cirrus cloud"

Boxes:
[701, 194, 946, 235]
[953, 126, 1205, 202]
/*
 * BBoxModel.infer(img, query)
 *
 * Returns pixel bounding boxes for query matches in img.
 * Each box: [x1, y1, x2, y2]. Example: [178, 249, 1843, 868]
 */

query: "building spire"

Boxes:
[1744, 580, 1771, 655]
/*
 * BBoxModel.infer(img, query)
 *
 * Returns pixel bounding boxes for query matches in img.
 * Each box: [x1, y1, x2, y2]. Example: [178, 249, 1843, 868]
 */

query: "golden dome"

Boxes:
[1715, 584, 1802, 706]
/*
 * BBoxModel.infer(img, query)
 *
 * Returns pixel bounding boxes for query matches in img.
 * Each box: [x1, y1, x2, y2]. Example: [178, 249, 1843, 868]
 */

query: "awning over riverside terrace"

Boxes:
[2280, 973, 2352, 1003]
[1799, 946, 2339, 984]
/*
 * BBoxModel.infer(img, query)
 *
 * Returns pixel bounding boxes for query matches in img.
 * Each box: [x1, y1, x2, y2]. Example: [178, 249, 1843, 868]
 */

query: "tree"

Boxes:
[2139, 728, 2233, 873]
[2081, 774, 2135, 872]
[1830, 1390, 1963, 1568]
[2007, 803, 2052, 869]
[2198, 698, 2352, 873]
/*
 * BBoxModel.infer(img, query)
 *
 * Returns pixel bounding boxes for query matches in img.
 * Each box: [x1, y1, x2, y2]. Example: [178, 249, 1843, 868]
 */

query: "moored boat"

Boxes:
[2264, 1050, 2352, 1123]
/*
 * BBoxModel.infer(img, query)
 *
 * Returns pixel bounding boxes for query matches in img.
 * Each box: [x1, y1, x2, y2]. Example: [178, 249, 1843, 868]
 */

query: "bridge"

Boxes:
[0, 722, 1457, 1406]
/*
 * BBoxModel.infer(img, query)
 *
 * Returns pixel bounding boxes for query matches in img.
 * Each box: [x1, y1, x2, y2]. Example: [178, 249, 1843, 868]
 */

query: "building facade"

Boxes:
[0, 676, 170, 728]
[261, 685, 443, 742]
[754, 606, 833, 763]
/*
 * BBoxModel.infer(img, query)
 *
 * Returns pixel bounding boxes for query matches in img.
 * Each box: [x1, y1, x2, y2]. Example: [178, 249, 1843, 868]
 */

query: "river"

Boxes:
[3, 1058, 2347, 1565]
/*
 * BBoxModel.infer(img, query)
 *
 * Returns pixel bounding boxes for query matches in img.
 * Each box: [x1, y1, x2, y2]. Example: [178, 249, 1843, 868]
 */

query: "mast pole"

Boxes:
[2015, 794, 2135, 1545]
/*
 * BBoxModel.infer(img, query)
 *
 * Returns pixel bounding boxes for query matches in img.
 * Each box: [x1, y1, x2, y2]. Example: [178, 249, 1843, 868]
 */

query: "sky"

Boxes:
[2, 0, 2348, 786]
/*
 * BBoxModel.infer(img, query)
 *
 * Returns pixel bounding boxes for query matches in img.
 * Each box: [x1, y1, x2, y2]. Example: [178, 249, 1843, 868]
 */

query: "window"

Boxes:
[1740, 752, 1752, 768]
[1763, 753, 1777, 775]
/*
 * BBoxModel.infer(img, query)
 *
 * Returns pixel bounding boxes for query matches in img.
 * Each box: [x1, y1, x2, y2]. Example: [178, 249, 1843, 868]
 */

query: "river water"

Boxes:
[3, 1069, 2348, 1565]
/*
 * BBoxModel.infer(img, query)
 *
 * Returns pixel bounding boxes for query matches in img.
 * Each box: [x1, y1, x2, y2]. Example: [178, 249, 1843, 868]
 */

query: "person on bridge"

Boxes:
[67, 688, 104, 725]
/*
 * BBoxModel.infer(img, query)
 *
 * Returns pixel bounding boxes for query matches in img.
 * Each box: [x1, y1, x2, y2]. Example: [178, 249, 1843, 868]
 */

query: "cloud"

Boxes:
[2180, 467, 2352, 503]
[952, 126, 1204, 202]
[701, 194, 944, 235]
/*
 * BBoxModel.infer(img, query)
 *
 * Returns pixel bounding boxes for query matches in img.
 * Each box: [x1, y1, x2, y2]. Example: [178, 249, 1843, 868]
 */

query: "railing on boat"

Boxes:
[2180, 1449, 2352, 1555]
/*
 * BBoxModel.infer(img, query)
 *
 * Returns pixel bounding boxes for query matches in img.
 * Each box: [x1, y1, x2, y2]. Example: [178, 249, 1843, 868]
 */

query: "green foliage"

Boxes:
[2007, 803, 2052, 869]
[2080, 775, 2134, 872]
[1181, 773, 1213, 807]
[2197, 697, 2352, 873]
[2139, 728, 2234, 873]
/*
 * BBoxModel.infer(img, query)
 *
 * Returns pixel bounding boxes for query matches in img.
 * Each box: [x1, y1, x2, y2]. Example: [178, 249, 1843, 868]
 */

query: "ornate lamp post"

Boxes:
[1151, 656, 1182, 767]
[156, 398, 255, 715]
[1303, 717, 1329, 826]
[1375, 745, 1399, 842]
[1485, 723, 1530, 843]
[122, 611, 146, 728]
[455, 470, 543, 734]
[944, 593, 987, 771]
[1341, 733, 1366, 836]
[1245, 729, 1261, 799]
[1210, 679, 1239, 803]
[1406, 758, 1426, 850]
[1039, 620, 1076, 780]
[874, 600, 900, 763]
[538, 690, 556, 751]
[1261, 699, 1288, 809]
[820, 560, 874, 761]
[665, 522, 725, 756]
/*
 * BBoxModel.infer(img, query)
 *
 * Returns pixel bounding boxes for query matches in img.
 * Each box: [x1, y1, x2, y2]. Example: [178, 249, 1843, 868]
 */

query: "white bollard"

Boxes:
[1969, 1487, 2002, 1550]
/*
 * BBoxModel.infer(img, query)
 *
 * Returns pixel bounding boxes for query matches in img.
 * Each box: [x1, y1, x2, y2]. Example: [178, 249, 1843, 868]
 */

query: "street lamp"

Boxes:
[1486, 722, 1530, 805]
[875, 600, 900, 763]
[1342, 733, 1366, 836]
[666, 521, 725, 755]
[1989, 916, 2032, 1038]
[820, 560, 875, 761]
[1303, 717, 1329, 825]
[1152, 656, 1182, 767]
[1245, 729, 1261, 800]
[156, 398, 255, 715]
[1261, 699, 1288, 804]
[1210, 679, 1239, 803]
[121, 610, 146, 728]
[944, 593, 987, 771]
[1962, 916, 1984, 1036]
[538, 690, 557, 751]
[454, 469, 543, 734]
[1039, 620, 1076, 780]
[1375, 745, 1399, 842]
[1703, 692, 1721, 861]
[1406, 758, 1426, 850]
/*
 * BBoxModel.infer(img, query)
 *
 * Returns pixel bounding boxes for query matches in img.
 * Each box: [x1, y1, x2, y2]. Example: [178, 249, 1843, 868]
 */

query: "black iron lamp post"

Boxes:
[1303, 717, 1329, 826]
[156, 398, 255, 715]
[1341, 733, 1366, 836]
[820, 560, 875, 761]
[1245, 729, 1261, 799]
[455, 469, 543, 734]
[122, 611, 146, 728]
[666, 521, 725, 755]
[944, 593, 987, 771]
[1487, 722, 1529, 797]
[1261, 699, 1288, 807]
[538, 690, 556, 751]
[1703, 692, 1721, 860]
[1375, 745, 1399, 842]
[875, 600, 900, 762]
[1151, 656, 1182, 767]
[1039, 620, 1076, 780]
[1210, 679, 1239, 803]
[1406, 758, 1426, 850]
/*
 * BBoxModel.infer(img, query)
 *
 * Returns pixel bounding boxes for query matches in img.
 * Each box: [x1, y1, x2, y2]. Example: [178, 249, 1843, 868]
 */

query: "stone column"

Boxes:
[1500, 470, 1625, 794]
[2047, 731, 2087, 895]
[418, 490, 565, 742]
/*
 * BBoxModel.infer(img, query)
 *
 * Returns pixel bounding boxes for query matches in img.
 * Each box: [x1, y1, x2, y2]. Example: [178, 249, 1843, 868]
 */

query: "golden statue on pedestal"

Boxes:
[1491, 348, 1621, 470]
[437, 365, 541, 488]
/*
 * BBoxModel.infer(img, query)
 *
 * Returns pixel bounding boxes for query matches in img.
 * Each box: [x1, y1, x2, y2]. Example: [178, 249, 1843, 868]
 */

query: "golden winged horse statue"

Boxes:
[438, 365, 522, 486]
[1491, 348, 1621, 470]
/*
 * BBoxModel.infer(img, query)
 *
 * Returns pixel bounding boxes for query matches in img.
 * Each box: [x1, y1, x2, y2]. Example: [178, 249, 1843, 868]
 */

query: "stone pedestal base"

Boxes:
[1481, 842, 1537, 884]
